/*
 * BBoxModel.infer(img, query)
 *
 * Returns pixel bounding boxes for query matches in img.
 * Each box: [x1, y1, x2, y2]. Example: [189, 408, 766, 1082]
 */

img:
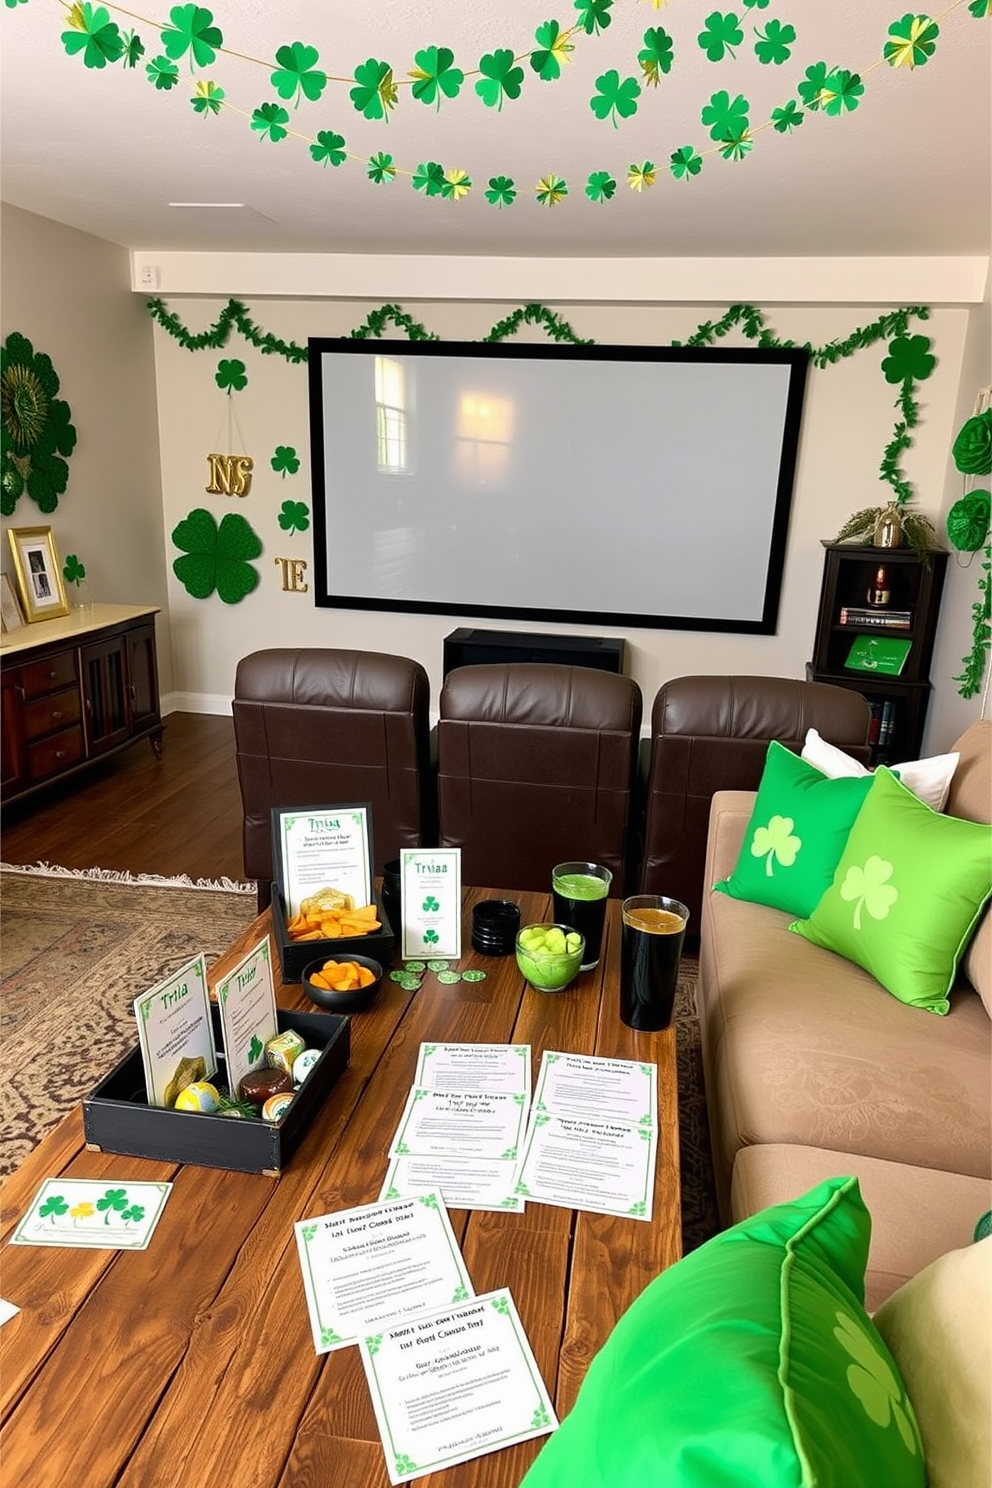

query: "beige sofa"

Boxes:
[697, 718, 991, 1310]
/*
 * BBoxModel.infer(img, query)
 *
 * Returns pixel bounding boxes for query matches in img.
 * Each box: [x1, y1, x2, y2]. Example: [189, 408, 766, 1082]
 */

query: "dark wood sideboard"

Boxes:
[1, 603, 162, 805]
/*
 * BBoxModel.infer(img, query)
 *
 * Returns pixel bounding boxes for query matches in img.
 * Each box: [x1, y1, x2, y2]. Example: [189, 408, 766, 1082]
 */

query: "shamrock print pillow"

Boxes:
[714, 740, 874, 918]
[791, 768, 992, 1012]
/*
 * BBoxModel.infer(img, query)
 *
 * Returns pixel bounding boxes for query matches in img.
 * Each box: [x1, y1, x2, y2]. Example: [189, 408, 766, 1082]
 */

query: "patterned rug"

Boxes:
[0, 866, 720, 1249]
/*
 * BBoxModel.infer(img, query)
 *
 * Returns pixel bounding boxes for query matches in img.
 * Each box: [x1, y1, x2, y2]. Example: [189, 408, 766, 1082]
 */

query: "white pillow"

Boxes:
[801, 728, 959, 812]
[874, 1238, 991, 1488]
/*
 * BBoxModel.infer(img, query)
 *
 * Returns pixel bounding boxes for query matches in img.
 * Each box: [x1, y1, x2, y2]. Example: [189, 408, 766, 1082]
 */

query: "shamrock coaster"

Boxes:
[436, 970, 462, 985]
[427, 959, 450, 972]
[404, 960, 427, 972]
[461, 969, 487, 982]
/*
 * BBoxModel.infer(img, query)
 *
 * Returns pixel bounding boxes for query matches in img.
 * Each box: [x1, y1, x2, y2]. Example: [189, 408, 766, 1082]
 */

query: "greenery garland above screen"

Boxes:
[147, 296, 984, 699]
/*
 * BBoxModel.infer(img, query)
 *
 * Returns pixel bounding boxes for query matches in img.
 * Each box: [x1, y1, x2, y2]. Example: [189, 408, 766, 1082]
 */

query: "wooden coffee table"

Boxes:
[0, 887, 680, 1488]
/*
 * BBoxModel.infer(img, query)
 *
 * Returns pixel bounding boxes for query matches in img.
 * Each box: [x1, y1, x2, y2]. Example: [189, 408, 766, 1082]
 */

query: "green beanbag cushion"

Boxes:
[521, 1176, 924, 1488]
[714, 741, 874, 917]
[790, 768, 992, 1013]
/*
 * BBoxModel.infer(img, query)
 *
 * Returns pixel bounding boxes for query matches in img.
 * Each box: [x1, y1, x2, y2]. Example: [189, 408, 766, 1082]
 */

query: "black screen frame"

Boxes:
[308, 337, 809, 635]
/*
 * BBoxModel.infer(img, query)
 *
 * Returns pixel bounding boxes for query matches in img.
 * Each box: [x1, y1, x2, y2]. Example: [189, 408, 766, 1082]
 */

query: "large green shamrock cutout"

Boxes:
[367, 152, 396, 185]
[1, 331, 77, 515]
[271, 445, 300, 476]
[881, 334, 935, 385]
[350, 58, 396, 121]
[270, 42, 327, 107]
[750, 815, 800, 875]
[532, 21, 573, 80]
[475, 49, 524, 110]
[697, 12, 744, 63]
[215, 357, 247, 392]
[590, 70, 640, 126]
[161, 5, 223, 69]
[638, 27, 674, 85]
[278, 499, 309, 533]
[172, 508, 262, 603]
[840, 856, 898, 930]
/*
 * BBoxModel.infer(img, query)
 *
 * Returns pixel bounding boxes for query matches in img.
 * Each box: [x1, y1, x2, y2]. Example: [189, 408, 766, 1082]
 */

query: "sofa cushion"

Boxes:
[698, 886, 991, 1216]
[874, 1239, 991, 1488]
[791, 768, 992, 1014]
[714, 740, 874, 917]
[800, 727, 959, 811]
[730, 1143, 992, 1312]
[521, 1176, 925, 1488]
[944, 720, 992, 1014]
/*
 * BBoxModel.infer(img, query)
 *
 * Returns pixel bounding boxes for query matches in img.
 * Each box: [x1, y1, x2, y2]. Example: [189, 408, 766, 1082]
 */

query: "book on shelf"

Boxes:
[845, 634, 913, 676]
[878, 699, 895, 745]
[838, 607, 912, 628]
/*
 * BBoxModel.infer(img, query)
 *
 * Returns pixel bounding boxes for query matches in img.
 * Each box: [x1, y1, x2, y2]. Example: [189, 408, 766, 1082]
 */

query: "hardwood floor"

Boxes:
[1, 713, 248, 884]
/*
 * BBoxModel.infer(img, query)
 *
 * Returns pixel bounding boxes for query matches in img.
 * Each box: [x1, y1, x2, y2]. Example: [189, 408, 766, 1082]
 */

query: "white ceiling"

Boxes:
[2, 0, 990, 259]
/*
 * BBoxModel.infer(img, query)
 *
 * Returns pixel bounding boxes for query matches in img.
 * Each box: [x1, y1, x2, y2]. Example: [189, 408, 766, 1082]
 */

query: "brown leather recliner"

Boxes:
[233, 649, 432, 908]
[436, 662, 643, 894]
[637, 675, 872, 938]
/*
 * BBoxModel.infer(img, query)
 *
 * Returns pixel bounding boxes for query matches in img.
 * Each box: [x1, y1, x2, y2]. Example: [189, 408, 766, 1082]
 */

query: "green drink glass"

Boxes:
[551, 862, 613, 971]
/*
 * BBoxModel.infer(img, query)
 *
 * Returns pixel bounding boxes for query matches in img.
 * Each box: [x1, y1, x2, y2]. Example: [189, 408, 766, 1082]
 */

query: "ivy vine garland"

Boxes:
[18, 1, 988, 211]
[1, 331, 77, 516]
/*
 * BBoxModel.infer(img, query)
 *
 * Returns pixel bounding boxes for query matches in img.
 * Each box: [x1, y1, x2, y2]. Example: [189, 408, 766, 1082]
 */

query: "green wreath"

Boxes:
[1, 331, 77, 515]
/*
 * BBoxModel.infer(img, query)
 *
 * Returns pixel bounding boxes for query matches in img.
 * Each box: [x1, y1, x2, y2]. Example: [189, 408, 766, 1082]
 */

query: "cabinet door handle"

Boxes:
[48, 669, 58, 680]
[55, 750, 65, 760]
[51, 709, 63, 721]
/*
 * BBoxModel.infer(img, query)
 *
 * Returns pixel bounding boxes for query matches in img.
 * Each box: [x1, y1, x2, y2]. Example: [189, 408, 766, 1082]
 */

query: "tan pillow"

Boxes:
[874, 1238, 991, 1488]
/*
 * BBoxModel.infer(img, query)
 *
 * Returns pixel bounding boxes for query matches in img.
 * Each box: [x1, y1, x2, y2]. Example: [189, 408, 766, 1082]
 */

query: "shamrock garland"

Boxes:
[25, 1, 986, 210]
[1, 331, 77, 516]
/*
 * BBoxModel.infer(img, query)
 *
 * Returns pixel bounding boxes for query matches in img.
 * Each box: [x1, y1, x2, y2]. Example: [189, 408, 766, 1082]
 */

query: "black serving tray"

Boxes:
[82, 1004, 350, 1176]
[270, 883, 395, 983]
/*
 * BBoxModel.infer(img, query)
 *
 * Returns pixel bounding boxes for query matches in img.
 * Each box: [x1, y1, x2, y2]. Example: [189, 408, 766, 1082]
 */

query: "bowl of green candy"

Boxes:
[515, 923, 585, 993]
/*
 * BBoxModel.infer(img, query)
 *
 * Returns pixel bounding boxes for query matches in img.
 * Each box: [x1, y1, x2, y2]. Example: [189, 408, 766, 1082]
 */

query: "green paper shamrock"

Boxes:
[192, 80, 225, 115]
[146, 56, 180, 91]
[820, 68, 864, 115]
[575, 0, 614, 36]
[251, 102, 289, 141]
[952, 411, 992, 475]
[797, 61, 831, 111]
[122, 31, 145, 68]
[754, 19, 796, 66]
[833, 1310, 920, 1454]
[1, 331, 77, 516]
[586, 171, 617, 202]
[670, 146, 703, 180]
[590, 70, 640, 127]
[771, 99, 805, 132]
[697, 12, 744, 63]
[278, 499, 309, 533]
[719, 128, 753, 161]
[536, 175, 568, 206]
[63, 554, 86, 585]
[215, 358, 247, 392]
[639, 27, 674, 86]
[441, 169, 471, 201]
[532, 21, 573, 80]
[743, 0, 770, 7]
[413, 161, 446, 197]
[840, 856, 898, 930]
[172, 508, 262, 604]
[475, 49, 524, 110]
[271, 444, 300, 476]
[969, 0, 991, 15]
[61, 4, 124, 69]
[485, 175, 516, 207]
[884, 15, 940, 70]
[701, 90, 750, 140]
[881, 334, 935, 385]
[350, 59, 396, 121]
[628, 161, 656, 191]
[947, 491, 990, 552]
[310, 130, 347, 167]
[161, 5, 222, 69]
[410, 46, 463, 107]
[367, 152, 396, 184]
[39, 1194, 70, 1222]
[271, 42, 327, 107]
[751, 815, 800, 875]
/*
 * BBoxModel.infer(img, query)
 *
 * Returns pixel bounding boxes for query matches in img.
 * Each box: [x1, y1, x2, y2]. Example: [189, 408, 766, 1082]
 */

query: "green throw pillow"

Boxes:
[714, 741, 874, 917]
[521, 1176, 924, 1488]
[790, 768, 992, 1014]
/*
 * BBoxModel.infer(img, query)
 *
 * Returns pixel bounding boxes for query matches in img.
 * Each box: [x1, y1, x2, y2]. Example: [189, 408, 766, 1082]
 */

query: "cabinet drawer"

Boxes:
[21, 650, 78, 699]
[24, 686, 82, 741]
[29, 725, 85, 781]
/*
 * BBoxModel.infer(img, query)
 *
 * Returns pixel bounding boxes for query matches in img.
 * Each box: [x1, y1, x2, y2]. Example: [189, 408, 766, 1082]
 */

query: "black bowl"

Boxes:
[302, 953, 384, 1013]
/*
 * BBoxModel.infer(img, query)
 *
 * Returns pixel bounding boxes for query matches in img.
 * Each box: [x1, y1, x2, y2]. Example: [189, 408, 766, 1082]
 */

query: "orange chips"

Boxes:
[307, 959, 377, 992]
[286, 902, 381, 942]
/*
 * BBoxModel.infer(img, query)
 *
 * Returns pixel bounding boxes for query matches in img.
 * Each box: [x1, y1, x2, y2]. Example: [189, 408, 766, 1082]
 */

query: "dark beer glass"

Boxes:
[619, 895, 689, 1031]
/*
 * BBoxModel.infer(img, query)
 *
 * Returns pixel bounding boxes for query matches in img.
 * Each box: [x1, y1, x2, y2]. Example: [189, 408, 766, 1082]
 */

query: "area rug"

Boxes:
[0, 865, 720, 1250]
[0, 864, 258, 1178]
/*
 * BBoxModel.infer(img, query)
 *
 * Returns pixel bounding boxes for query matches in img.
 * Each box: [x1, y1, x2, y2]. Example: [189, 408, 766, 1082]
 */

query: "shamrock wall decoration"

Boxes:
[271, 444, 300, 476]
[1, 331, 77, 515]
[278, 500, 309, 533]
[215, 357, 247, 392]
[171, 506, 262, 603]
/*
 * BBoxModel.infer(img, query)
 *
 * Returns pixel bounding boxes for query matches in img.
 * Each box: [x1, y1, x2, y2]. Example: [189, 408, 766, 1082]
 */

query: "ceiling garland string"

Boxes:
[32, 0, 989, 208]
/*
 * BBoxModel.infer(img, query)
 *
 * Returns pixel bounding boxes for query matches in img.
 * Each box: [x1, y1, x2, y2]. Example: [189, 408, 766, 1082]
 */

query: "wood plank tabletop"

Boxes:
[0, 887, 681, 1488]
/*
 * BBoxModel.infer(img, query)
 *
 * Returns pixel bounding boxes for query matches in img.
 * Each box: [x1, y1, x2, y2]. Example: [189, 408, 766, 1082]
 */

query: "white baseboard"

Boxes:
[162, 691, 232, 716]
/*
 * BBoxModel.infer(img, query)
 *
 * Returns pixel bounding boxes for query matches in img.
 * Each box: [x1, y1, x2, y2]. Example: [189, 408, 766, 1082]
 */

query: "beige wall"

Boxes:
[152, 293, 985, 752]
[0, 205, 172, 691]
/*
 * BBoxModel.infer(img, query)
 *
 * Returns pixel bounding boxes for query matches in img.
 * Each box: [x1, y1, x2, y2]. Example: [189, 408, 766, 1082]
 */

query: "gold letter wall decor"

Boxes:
[274, 557, 309, 593]
[206, 453, 254, 497]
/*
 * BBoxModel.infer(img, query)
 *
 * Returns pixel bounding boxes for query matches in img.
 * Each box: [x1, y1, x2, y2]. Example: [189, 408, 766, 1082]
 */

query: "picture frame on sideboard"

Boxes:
[0, 572, 25, 633]
[6, 525, 70, 623]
